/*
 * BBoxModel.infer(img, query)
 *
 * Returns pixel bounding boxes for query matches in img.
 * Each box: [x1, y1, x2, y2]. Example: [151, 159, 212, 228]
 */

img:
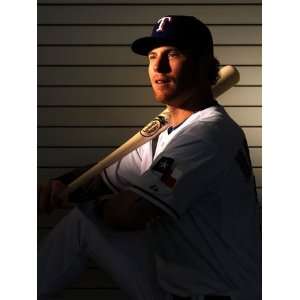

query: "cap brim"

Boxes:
[131, 36, 178, 56]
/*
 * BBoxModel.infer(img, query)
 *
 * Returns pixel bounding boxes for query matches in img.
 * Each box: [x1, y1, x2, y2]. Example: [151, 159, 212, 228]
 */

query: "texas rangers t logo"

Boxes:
[156, 17, 172, 32]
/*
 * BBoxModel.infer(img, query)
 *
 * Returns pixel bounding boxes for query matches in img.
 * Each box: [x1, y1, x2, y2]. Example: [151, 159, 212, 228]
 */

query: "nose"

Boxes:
[153, 54, 170, 73]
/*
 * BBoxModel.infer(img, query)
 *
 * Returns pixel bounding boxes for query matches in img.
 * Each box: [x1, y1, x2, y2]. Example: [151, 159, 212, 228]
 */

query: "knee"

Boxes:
[39, 206, 88, 249]
[57, 206, 87, 228]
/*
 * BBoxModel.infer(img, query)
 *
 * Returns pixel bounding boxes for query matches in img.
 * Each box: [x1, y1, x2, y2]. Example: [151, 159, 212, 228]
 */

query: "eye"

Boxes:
[168, 50, 180, 58]
[148, 53, 156, 60]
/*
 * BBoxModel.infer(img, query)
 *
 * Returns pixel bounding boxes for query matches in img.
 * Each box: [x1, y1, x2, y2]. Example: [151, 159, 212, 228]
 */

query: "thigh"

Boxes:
[76, 200, 168, 300]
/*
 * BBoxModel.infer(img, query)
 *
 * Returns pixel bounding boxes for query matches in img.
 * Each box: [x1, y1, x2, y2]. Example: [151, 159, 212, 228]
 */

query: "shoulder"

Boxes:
[165, 106, 245, 160]
[183, 106, 243, 142]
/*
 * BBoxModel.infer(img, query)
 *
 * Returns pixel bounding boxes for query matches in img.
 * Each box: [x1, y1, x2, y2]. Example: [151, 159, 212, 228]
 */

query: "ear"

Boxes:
[192, 57, 211, 84]
[195, 55, 220, 85]
[207, 56, 220, 85]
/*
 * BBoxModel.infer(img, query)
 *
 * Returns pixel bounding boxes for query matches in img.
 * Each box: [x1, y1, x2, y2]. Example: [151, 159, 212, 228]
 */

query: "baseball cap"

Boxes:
[131, 15, 214, 57]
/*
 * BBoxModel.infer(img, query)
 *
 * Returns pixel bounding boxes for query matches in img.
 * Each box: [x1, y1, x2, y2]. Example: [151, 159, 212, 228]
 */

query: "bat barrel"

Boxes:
[212, 65, 240, 98]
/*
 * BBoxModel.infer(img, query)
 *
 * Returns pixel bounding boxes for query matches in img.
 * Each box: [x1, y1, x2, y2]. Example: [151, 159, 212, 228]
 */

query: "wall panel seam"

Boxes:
[37, 146, 262, 149]
[38, 23, 262, 26]
[37, 84, 262, 87]
[37, 3, 262, 7]
[37, 64, 262, 67]
[37, 125, 262, 128]
[38, 44, 262, 47]
[37, 105, 262, 108]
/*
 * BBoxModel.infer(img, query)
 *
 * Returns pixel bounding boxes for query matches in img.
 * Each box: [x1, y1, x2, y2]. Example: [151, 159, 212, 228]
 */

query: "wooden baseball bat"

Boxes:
[66, 65, 240, 194]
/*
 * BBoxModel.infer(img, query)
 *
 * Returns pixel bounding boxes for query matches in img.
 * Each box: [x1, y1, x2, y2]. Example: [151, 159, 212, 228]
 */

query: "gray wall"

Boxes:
[38, 0, 261, 298]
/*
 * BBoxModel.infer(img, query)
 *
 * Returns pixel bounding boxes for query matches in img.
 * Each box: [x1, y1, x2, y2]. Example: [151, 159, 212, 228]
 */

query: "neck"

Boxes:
[166, 87, 215, 127]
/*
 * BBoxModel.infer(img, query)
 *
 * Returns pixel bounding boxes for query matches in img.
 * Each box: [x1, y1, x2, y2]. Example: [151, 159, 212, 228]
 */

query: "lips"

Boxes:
[154, 78, 172, 85]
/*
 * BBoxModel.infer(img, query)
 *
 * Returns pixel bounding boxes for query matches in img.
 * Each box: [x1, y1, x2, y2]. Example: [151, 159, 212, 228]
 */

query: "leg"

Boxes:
[38, 208, 90, 299]
[38, 201, 168, 300]
[76, 200, 169, 300]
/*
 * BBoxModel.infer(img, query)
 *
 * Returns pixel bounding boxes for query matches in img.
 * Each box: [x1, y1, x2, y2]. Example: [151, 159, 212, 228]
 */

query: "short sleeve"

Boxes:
[101, 147, 143, 193]
[127, 134, 226, 220]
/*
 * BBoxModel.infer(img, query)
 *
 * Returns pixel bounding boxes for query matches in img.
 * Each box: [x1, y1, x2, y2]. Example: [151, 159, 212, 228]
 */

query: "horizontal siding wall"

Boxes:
[38, 46, 261, 65]
[38, 66, 261, 85]
[38, 86, 261, 105]
[38, 26, 261, 45]
[38, 5, 261, 24]
[37, 1, 261, 299]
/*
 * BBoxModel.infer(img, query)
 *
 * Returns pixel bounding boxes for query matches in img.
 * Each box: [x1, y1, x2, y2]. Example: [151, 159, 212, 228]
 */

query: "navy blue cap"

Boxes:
[131, 15, 214, 56]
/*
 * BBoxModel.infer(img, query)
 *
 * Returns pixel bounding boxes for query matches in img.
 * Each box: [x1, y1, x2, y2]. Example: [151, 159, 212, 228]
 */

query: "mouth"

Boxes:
[154, 78, 172, 85]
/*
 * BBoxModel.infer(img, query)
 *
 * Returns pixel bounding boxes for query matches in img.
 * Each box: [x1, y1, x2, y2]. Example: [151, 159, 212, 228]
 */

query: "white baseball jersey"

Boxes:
[101, 103, 261, 300]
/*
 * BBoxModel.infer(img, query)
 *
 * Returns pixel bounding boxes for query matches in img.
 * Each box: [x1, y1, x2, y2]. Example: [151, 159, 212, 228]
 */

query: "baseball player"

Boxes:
[38, 16, 261, 300]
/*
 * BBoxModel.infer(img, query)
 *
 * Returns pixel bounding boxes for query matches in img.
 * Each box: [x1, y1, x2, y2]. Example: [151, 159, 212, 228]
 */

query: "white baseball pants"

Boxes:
[37, 200, 172, 300]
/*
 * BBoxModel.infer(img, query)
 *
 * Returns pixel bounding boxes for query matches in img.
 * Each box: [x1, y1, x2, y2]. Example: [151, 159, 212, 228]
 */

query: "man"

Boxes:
[38, 16, 261, 300]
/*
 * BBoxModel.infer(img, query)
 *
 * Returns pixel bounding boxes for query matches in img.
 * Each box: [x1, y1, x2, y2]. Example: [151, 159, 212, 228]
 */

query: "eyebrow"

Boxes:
[148, 47, 179, 56]
[148, 51, 157, 56]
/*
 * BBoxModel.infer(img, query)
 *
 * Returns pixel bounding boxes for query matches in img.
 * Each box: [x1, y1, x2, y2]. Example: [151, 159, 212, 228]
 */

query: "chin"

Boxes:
[155, 96, 186, 108]
[154, 96, 168, 104]
[153, 91, 177, 104]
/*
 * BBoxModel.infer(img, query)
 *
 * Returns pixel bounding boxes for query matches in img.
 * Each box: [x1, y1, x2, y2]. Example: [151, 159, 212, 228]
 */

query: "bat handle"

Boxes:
[66, 110, 171, 196]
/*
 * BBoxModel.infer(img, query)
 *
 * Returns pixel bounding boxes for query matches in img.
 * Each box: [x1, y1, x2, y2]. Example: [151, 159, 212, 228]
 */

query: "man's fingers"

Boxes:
[38, 183, 52, 214]
[37, 185, 42, 212]
[51, 180, 68, 208]
[38, 180, 69, 214]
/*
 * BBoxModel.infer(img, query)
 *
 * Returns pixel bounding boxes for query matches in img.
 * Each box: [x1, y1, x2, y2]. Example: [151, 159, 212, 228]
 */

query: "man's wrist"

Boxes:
[95, 195, 114, 218]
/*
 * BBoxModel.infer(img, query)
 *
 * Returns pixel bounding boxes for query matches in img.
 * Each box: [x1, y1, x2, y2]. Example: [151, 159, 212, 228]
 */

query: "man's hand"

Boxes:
[38, 180, 69, 214]
[94, 191, 167, 231]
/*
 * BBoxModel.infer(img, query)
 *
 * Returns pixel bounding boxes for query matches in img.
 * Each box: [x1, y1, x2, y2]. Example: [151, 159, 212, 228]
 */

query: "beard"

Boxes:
[151, 80, 196, 107]
[149, 63, 202, 106]
[152, 86, 177, 103]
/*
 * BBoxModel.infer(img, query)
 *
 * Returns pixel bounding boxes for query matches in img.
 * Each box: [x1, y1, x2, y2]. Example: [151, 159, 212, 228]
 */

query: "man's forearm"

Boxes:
[53, 163, 95, 185]
[98, 190, 166, 231]
[53, 164, 113, 204]
[53, 167, 165, 230]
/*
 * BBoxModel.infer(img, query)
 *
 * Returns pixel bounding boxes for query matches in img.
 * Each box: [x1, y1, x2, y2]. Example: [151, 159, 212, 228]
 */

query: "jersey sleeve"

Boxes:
[126, 132, 227, 220]
[101, 147, 143, 193]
